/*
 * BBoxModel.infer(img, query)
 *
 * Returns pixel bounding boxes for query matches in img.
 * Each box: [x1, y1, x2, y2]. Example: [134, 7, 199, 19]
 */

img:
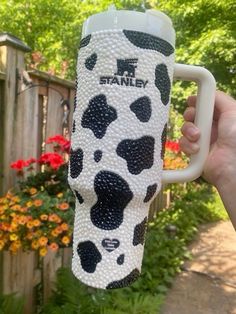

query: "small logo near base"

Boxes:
[100, 58, 148, 89]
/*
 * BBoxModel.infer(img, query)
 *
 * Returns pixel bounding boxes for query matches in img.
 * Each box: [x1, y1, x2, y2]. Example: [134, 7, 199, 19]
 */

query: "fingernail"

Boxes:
[191, 143, 200, 152]
[189, 126, 199, 138]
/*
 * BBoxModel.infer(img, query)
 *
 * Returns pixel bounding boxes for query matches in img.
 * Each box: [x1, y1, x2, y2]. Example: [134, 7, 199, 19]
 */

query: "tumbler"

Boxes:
[68, 6, 216, 289]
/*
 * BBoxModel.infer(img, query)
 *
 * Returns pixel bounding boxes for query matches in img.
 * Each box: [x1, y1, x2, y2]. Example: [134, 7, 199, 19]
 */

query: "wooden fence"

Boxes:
[0, 33, 169, 313]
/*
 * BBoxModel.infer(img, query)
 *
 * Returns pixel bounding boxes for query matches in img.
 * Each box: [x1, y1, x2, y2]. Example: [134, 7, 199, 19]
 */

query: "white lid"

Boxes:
[82, 6, 175, 46]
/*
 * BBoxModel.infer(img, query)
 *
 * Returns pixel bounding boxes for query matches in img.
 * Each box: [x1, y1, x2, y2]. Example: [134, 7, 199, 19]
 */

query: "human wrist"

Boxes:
[214, 168, 236, 230]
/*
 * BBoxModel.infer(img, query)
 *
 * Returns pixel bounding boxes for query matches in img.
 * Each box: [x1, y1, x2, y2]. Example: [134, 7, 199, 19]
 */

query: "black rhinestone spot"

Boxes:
[90, 171, 133, 230]
[81, 94, 117, 139]
[130, 96, 152, 122]
[155, 64, 171, 106]
[77, 241, 102, 273]
[106, 268, 140, 289]
[94, 150, 102, 162]
[74, 190, 84, 204]
[116, 136, 155, 175]
[79, 34, 91, 48]
[85, 53, 97, 71]
[161, 123, 168, 159]
[133, 217, 148, 246]
[144, 184, 158, 203]
[69, 148, 83, 179]
[72, 120, 76, 133]
[73, 74, 78, 112]
[117, 254, 125, 265]
[123, 30, 174, 56]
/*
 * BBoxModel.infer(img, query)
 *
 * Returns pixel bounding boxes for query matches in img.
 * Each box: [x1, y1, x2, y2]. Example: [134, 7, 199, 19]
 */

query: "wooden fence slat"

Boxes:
[2, 250, 39, 314]
[42, 249, 63, 303]
[45, 87, 64, 141]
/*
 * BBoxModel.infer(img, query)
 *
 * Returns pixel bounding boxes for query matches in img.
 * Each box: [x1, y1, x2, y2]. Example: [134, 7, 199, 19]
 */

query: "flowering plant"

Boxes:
[163, 140, 188, 170]
[0, 135, 74, 256]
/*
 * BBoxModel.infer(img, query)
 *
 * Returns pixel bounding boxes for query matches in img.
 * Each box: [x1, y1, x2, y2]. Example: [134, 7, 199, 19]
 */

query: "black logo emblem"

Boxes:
[115, 58, 138, 77]
[102, 238, 120, 252]
[100, 58, 148, 89]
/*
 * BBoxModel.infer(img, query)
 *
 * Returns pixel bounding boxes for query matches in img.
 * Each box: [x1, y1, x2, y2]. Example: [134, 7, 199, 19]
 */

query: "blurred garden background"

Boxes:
[0, 0, 235, 313]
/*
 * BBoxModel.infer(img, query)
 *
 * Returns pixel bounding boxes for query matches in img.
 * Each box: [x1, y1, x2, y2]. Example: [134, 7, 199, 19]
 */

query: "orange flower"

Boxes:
[48, 214, 61, 223]
[27, 221, 34, 229]
[33, 219, 41, 227]
[57, 193, 63, 198]
[51, 229, 59, 237]
[9, 240, 21, 253]
[11, 204, 21, 211]
[33, 199, 43, 207]
[39, 247, 48, 257]
[31, 240, 39, 250]
[55, 226, 63, 234]
[38, 236, 48, 247]
[26, 201, 33, 207]
[40, 214, 48, 221]
[61, 236, 70, 246]
[26, 232, 34, 240]
[18, 216, 27, 225]
[49, 242, 59, 252]
[10, 233, 18, 241]
[29, 188, 37, 195]
[12, 196, 20, 203]
[60, 223, 69, 231]
[58, 202, 69, 210]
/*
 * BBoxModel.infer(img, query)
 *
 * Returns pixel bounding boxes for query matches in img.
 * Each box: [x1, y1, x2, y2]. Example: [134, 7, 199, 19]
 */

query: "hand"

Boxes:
[180, 90, 236, 229]
[180, 90, 236, 188]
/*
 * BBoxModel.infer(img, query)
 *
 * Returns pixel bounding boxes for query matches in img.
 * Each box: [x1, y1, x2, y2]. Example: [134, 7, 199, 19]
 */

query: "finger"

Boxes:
[183, 106, 196, 122]
[187, 95, 197, 107]
[214, 90, 236, 117]
[179, 136, 200, 155]
[181, 122, 200, 142]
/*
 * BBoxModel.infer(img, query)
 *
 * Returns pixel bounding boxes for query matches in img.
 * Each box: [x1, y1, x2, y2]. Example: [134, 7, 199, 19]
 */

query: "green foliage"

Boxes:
[156, 0, 236, 111]
[19, 164, 72, 197]
[42, 181, 227, 314]
[0, 293, 24, 314]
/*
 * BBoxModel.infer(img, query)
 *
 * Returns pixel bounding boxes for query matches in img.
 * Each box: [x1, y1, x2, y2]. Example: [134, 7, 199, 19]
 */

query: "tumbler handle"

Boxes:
[162, 63, 216, 184]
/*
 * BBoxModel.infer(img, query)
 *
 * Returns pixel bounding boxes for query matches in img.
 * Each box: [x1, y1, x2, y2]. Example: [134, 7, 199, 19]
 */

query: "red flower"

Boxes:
[165, 141, 180, 153]
[25, 158, 36, 166]
[46, 135, 70, 153]
[38, 153, 64, 170]
[10, 160, 27, 171]
[62, 140, 71, 153]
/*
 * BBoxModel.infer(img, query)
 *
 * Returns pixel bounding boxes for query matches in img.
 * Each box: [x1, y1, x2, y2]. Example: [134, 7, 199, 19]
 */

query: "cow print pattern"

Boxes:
[80, 34, 91, 48]
[72, 120, 76, 133]
[69, 148, 83, 179]
[73, 74, 78, 113]
[85, 53, 97, 70]
[106, 268, 140, 289]
[133, 217, 148, 246]
[77, 241, 102, 273]
[155, 64, 171, 106]
[74, 190, 84, 204]
[81, 94, 117, 139]
[130, 96, 151, 122]
[116, 136, 155, 175]
[70, 29, 174, 290]
[123, 30, 174, 56]
[144, 183, 158, 203]
[117, 254, 125, 265]
[161, 123, 168, 159]
[90, 171, 133, 230]
[94, 150, 102, 162]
